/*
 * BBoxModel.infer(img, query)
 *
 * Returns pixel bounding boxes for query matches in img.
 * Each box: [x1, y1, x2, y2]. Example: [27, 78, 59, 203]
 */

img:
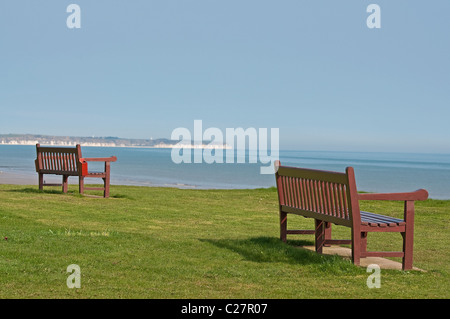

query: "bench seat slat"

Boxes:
[361, 211, 403, 223]
[84, 172, 107, 178]
[360, 211, 405, 227]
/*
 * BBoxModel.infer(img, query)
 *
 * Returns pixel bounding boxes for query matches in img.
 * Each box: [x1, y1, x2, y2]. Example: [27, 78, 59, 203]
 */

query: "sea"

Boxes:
[1, 145, 449, 200]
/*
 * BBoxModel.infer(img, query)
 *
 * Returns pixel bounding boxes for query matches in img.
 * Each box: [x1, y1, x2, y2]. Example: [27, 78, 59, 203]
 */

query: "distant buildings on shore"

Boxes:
[0, 134, 230, 149]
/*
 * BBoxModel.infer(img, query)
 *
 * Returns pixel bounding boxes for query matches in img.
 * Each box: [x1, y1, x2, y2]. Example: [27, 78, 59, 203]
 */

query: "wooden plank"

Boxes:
[70, 153, 76, 171]
[294, 178, 301, 209]
[310, 179, 317, 212]
[337, 184, 345, 219]
[315, 219, 325, 254]
[301, 178, 308, 210]
[313, 180, 320, 214]
[360, 224, 405, 232]
[38, 169, 79, 176]
[281, 205, 352, 227]
[360, 211, 405, 225]
[307, 179, 314, 212]
[325, 181, 332, 216]
[280, 211, 287, 242]
[284, 176, 291, 207]
[62, 153, 68, 171]
[43, 153, 49, 170]
[345, 167, 361, 224]
[403, 200, 415, 270]
[46, 153, 51, 170]
[292, 177, 299, 208]
[284, 177, 290, 207]
[277, 166, 349, 184]
[286, 230, 315, 235]
[82, 156, 117, 162]
[322, 182, 328, 215]
[360, 216, 397, 226]
[37, 146, 78, 153]
[342, 184, 349, 219]
[276, 174, 285, 206]
[299, 178, 306, 210]
[315, 181, 323, 213]
[358, 189, 428, 201]
[56, 152, 61, 171]
[50, 153, 56, 170]
[308, 179, 314, 211]
[292, 178, 299, 209]
[333, 183, 341, 219]
[288, 177, 294, 207]
[304, 179, 311, 211]
[331, 183, 338, 217]
[49, 152, 55, 171]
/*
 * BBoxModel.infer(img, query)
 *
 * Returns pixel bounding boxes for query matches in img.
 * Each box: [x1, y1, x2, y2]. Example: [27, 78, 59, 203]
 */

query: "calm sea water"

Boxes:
[1, 145, 449, 199]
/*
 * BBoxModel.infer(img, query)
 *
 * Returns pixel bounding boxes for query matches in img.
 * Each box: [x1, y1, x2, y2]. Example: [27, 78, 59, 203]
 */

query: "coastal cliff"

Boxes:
[0, 134, 229, 149]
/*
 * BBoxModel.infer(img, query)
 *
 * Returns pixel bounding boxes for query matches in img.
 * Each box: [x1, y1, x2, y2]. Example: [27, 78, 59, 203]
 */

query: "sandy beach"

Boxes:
[0, 171, 85, 186]
[0, 171, 37, 185]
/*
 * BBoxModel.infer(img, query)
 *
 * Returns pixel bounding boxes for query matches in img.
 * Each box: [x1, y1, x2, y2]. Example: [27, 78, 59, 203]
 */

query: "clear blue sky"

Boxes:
[1, 1, 449, 153]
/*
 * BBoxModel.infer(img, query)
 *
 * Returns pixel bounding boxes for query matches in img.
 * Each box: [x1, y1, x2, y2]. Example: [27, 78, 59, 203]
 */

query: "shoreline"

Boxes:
[2, 146, 449, 199]
[2, 143, 450, 156]
[1, 171, 447, 200]
[0, 171, 208, 190]
[0, 142, 231, 149]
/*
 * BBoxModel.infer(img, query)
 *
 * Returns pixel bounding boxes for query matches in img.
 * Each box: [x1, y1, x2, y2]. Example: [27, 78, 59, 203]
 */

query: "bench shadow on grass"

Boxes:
[5, 187, 132, 199]
[7, 187, 68, 195]
[201, 236, 355, 270]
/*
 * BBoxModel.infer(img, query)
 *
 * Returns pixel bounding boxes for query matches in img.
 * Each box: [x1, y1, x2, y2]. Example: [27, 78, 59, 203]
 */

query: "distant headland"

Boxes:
[0, 134, 229, 149]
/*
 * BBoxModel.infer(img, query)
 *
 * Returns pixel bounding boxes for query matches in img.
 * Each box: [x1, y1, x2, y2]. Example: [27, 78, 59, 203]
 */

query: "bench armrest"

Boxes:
[358, 189, 428, 201]
[80, 156, 117, 163]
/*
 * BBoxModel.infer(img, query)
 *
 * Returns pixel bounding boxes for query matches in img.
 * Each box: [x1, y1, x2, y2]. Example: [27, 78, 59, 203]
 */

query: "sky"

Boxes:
[0, 0, 449, 153]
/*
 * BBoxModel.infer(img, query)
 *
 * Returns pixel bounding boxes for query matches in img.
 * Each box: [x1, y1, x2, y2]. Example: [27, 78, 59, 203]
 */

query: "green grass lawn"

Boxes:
[0, 184, 448, 299]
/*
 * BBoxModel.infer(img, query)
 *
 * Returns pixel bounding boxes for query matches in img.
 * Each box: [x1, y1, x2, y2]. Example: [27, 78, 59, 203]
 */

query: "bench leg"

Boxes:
[62, 175, 69, 193]
[103, 177, 110, 198]
[402, 200, 415, 270]
[103, 162, 111, 198]
[351, 229, 361, 266]
[402, 231, 413, 270]
[324, 222, 332, 246]
[315, 219, 325, 254]
[79, 176, 85, 195]
[38, 173, 44, 191]
[280, 211, 287, 242]
[361, 232, 368, 254]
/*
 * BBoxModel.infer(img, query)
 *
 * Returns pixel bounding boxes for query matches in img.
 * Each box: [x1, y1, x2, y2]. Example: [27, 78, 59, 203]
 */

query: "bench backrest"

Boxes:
[35, 144, 84, 176]
[274, 161, 361, 228]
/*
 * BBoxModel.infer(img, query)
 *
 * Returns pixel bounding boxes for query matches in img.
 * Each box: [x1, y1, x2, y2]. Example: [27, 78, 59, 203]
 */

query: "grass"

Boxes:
[0, 184, 448, 299]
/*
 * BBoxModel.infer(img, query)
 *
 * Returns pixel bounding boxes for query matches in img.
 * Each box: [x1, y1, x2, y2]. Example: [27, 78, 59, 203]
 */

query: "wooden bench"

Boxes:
[35, 144, 117, 198]
[274, 161, 428, 270]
